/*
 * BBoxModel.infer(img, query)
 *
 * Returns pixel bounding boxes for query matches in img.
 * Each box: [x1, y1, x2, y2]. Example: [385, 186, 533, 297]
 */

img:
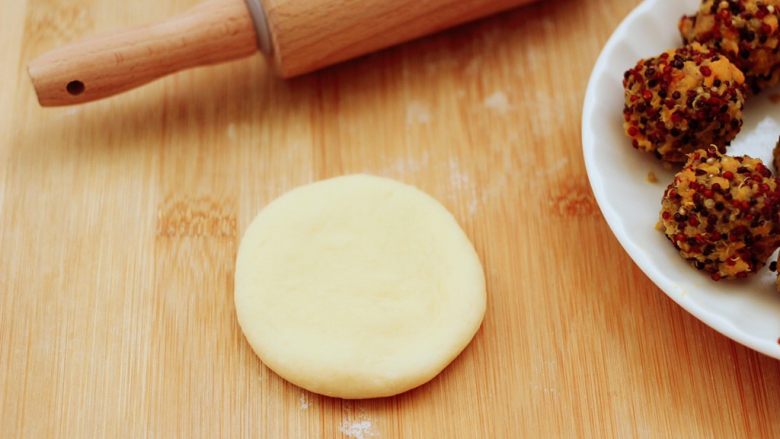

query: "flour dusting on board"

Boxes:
[406, 101, 431, 126]
[226, 123, 237, 140]
[448, 158, 472, 189]
[449, 157, 479, 216]
[339, 420, 376, 439]
[299, 393, 310, 410]
[377, 150, 431, 178]
[535, 157, 569, 177]
[448, 158, 479, 217]
[483, 91, 511, 114]
[55, 107, 82, 120]
[465, 56, 483, 76]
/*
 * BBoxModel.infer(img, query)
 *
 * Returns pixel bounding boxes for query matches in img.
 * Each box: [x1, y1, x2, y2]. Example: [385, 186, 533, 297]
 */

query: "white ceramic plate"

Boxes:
[583, 0, 780, 358]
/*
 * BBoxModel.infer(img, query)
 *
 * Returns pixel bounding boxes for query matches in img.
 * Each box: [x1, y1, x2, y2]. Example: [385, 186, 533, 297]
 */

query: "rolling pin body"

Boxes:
[28, 0, 536, 106]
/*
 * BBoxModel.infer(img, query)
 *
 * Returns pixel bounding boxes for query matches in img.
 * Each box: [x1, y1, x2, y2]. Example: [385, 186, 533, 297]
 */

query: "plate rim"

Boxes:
[581, 0, 780, 359]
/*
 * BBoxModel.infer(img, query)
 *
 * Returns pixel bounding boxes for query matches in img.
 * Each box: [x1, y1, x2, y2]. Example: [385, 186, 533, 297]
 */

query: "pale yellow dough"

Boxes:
[234, 175, 486, 399]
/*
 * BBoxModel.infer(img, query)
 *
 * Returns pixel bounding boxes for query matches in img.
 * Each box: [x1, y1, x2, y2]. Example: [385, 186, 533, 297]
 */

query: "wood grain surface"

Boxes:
[2, 0, 780, 437]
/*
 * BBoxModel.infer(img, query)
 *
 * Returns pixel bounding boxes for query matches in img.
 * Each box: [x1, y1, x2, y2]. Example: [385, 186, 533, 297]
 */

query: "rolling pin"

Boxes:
[27, 0, 536, 106]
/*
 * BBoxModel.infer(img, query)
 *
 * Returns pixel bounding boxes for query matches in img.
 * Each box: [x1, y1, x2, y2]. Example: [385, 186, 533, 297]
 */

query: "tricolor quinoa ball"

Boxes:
[774, 135, 780, 173]
[771, 259, 780, 291]
[680, 0, 780, 94]
[623, 43, 746, 164]
[659, 147, 780, 280]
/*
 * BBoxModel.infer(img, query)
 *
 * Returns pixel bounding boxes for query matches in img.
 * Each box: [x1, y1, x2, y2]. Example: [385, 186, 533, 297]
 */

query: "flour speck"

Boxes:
[465, 56, 483, 76]
[534, 158, 569, 178]
[299, 393, 310, 410]
[406, 101, 431, 126]
[448, 158, 479, 218]
[340, 420, 376, 439]
[483, 91, 511, 114]
[226, 123, 237, 140]
[467, 198, 478, 216]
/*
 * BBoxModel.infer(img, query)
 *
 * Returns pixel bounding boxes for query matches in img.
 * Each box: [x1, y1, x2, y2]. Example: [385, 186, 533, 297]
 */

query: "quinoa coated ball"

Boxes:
[623, 43, 746, 164]
[775, 262, 780, 293]
[771, 259, 780, 291]
[659, 147, 780, 280]
[774, 135, 780, 173]
[680, 0, 780, 94]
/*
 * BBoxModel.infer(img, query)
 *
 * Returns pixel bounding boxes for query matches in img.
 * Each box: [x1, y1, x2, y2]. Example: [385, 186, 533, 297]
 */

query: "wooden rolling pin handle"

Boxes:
[27, 0, 259, 106]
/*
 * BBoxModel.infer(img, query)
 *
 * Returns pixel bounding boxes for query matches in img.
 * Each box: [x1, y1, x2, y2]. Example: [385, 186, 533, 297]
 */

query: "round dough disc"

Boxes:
[234, 174, 486, 399]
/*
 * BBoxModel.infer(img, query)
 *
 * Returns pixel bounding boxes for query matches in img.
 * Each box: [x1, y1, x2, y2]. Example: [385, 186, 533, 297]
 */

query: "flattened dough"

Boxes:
[234, 174, 486, 399]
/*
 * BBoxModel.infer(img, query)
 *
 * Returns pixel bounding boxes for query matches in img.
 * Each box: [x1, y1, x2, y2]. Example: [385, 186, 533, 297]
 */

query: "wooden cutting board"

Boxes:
[3, 0, 780, 437]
